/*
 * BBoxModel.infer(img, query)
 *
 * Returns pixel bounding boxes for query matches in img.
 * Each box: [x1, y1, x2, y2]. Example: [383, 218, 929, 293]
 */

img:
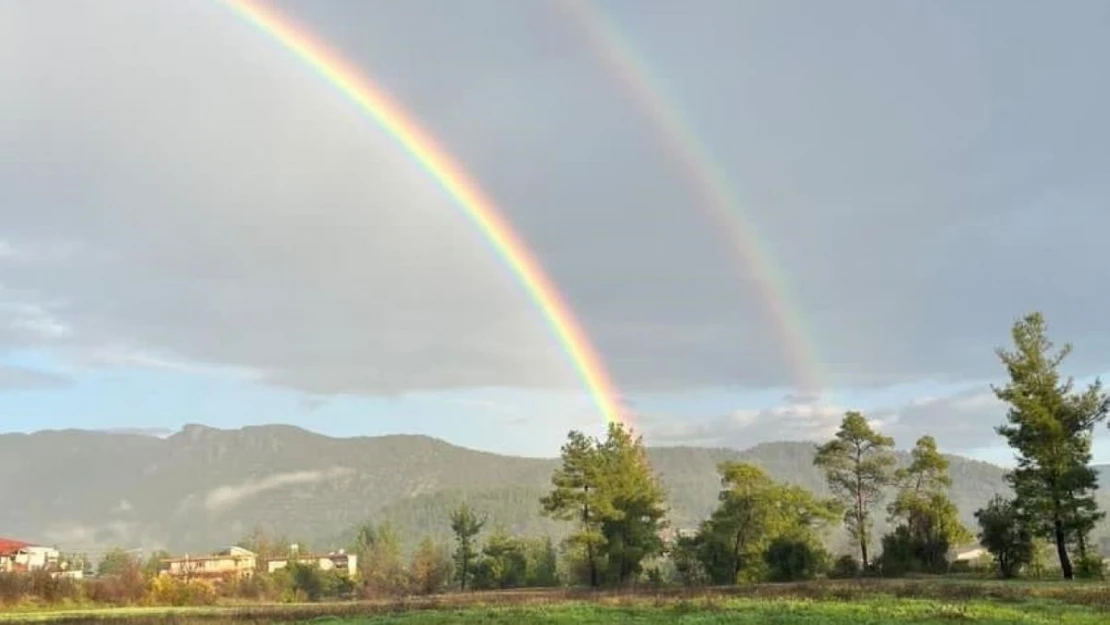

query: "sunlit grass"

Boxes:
[2, 579, 1109, 624]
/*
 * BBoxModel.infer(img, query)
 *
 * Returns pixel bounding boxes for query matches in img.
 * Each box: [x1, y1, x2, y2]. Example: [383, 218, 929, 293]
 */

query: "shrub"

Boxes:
[763, 538, 828, 582]
[828, 555, 860, 579]
[147, 575, 217, 606]
[85, 569, 147, 605]
[1075, 555, 1104, 580]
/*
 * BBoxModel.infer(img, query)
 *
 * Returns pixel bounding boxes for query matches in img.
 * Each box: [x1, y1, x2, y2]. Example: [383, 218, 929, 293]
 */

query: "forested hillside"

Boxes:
[0, 424, 1038, 555]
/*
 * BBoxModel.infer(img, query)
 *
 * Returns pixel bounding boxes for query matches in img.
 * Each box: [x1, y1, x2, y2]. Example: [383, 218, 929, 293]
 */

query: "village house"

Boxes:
[0, 537, 61, 574]
[265, 545, 358, 577]
[161, 546, 257, 579]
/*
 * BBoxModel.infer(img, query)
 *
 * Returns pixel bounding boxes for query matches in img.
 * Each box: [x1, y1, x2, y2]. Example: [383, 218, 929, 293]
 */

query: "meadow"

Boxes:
[3, 580, 1110, 624]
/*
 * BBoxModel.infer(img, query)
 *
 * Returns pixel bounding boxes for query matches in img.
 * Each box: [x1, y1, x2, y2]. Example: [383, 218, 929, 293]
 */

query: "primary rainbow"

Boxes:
[218, 0, 627, 426]
[558, 0, 824, 398]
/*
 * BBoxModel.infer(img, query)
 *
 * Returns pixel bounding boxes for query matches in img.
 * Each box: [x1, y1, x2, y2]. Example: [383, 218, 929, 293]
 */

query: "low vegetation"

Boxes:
[2, 311, 1110, 622]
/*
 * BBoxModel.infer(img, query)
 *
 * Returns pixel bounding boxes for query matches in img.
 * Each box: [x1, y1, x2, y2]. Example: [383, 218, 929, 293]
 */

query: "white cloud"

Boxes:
[204, 467, 356, 512]
[0, 364, 71, 390]
[643, 386, 1018, 455]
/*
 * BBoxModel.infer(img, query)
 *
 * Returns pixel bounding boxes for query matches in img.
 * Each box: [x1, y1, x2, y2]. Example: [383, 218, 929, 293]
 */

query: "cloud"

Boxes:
[644, 386, 1015, 455]
[297, 395, 329, 414]
[0, 364, 71, 390]
[645, 397, 848, 449]
[101, 427, 174, 438]
[0, 2, 1108, 398]
[204, 467, 356, 512]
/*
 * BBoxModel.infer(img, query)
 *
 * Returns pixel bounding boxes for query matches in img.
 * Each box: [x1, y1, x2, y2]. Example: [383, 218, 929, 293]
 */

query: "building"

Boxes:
[0, 537, 60, 574]
[161, 546, 257, 579]
[265, 548, 357, 577]
[953, 547, 989, 563]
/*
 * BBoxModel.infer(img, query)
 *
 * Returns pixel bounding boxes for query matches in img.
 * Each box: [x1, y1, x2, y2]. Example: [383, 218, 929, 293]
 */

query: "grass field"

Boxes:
[3, 580, 1109, 624]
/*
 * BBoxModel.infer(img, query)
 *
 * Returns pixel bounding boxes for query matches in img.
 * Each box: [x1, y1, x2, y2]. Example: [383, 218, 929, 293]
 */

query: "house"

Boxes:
[161, 546, 257, 579]
[953, 547, 989, 563]
[265, 546, 358, 577]
[0, 537, 60, 573]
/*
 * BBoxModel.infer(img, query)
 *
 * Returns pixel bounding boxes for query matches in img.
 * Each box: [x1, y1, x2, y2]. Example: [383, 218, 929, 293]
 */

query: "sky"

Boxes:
[1, 0, 1109, 464]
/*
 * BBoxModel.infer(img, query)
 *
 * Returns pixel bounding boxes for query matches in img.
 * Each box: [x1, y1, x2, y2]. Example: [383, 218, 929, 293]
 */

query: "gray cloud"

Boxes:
[1, 1, 1108, 397]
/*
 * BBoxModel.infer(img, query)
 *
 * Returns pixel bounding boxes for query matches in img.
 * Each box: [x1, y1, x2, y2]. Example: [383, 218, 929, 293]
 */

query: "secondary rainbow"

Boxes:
[218, 0, 627, 426]
[558, 0, 824, 398]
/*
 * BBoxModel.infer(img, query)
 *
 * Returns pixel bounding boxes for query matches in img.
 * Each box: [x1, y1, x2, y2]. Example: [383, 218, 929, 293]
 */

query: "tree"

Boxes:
[348, 522, 407, 597]
[524, 537, 560, 587]
[813, 411, 896, 569]
[689, 462, 839, 584]
[975, 495, 1035, 579]
[540, 430, 606, 587]
[992, 312, 1109, 579]
[408, 537, 453, 595]
[97, 548, 140, 578]
[882, 435, 971, 574]
[449, 503, 486, 591]
[142, 550, 172, 578]
[540, 423, 668, 587]
[594, 423, 669, 585]
[763, 536, 829, 582]
[239, 526, 295, 566]
[472, 527, 528, 590]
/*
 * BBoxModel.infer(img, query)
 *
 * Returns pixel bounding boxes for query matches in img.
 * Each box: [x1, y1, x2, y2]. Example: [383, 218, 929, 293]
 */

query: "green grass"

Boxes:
[3, 580, 1110, 624]
[305, 598, 1105, 625]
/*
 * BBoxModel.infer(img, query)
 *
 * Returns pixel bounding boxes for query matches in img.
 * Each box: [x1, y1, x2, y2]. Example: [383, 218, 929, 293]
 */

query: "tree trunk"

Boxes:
[732, 532, 744, 583]
[856, 496, 869, 569]
[1053, 517, 1073, 580]
[582, 491, 599, 588]
[587, 541, 598, 588]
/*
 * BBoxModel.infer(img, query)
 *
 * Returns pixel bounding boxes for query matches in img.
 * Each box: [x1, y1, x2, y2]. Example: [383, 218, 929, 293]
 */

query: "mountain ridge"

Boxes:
[1, 423, 1103, 556]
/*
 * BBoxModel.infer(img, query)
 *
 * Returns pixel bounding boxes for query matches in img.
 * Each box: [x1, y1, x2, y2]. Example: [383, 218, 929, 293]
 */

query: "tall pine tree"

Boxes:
[541, 423, 668, 587]
[813, 411, 896, 569]
[992, 312, 1109, 580]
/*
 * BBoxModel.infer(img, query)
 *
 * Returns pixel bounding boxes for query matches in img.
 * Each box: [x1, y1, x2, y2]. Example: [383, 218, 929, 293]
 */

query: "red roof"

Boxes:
[0, 538, 33, 556]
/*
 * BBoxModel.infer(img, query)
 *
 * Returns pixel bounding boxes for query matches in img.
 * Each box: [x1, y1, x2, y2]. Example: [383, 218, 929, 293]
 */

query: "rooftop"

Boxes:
[0, 538, 33, 556]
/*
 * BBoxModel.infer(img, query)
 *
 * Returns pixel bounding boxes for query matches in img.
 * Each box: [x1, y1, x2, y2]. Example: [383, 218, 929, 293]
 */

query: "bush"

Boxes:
[0, 573, 28, 606]
[220, 572, 280, 601]
[84, 570, 147, 605]
[1075, 555, 1104, 580]
[828, 555, 860, 579]
[147, 575, 217, 606]
[763, 538, 828, 582]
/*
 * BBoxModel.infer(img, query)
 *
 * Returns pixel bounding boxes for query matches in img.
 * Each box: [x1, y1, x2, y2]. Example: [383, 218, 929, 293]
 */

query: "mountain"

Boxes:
[0, 424, 1099, 556]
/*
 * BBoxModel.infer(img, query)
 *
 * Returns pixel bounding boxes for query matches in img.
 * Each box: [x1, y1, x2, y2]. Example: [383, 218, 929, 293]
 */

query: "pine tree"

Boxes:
[992, 312, 1109, 580]
[449, 503, 486, 590]
[540, 423, 668, 587]
[595, 423, 669, 585]
[884, 435, 971, 573]
[540, 430, 606, 587]
[813, 411, 896, 569]
[688, 462, 838, 584]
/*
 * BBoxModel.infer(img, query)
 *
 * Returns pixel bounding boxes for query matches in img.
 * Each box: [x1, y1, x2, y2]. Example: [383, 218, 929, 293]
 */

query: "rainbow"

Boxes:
[218, 0, 627, 426]
[558, 1, 824, 398]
